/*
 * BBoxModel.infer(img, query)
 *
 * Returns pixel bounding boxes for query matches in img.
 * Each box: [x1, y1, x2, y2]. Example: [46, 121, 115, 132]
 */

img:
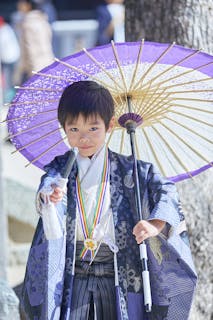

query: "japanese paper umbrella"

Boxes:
[5, 40, 213, 180]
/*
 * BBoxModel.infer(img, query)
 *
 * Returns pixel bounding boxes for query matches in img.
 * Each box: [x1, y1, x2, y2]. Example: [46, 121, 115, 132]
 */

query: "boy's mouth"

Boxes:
[79, 146, 92, 150]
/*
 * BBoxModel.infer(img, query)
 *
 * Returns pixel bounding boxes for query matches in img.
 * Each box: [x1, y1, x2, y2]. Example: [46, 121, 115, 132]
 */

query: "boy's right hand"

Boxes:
[49, 186, 64, 204]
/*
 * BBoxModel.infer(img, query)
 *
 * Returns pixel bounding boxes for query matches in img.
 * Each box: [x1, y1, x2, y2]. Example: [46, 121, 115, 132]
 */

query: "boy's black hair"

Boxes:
[58, 80, 114, 129]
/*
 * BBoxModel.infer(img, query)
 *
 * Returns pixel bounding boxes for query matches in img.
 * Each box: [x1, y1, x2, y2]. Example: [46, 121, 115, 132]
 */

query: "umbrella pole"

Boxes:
[125, 97, 152, 313]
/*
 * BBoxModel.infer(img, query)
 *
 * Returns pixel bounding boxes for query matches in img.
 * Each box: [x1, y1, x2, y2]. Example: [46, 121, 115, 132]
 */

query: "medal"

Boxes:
[84, 238, 98, 251]
[76, 150, 110, 260]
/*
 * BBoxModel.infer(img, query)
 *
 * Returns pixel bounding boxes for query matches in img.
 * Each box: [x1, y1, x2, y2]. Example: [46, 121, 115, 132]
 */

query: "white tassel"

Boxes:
[42, 202, 63, 240]
[39, 175, 68, 240]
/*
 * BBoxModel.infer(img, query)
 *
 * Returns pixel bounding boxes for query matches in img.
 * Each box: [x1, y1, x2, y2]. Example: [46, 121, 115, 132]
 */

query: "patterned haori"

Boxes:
[21, 149, 197, 320]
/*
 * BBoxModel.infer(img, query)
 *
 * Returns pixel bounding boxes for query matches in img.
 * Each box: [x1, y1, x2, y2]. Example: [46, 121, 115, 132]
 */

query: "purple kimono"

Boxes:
[21, 149, 197, 319]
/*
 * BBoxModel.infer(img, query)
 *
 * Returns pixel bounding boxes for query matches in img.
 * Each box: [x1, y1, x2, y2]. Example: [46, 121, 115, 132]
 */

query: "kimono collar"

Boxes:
[76, 144, 107, 188]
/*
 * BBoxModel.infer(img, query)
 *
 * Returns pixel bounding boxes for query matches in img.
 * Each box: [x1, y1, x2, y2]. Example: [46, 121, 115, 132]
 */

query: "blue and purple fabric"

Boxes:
[21, 150, 197, 320]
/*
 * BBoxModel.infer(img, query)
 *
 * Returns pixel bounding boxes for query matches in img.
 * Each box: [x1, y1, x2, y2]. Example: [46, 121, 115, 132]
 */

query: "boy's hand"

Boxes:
[133, 219, 166, 244]
[49, 186, 64, 204]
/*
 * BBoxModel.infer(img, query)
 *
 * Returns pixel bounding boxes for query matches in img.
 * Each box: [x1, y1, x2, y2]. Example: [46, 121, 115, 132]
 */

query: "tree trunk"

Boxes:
[125, 0, 213, 52]
[125, 1, 213, 319]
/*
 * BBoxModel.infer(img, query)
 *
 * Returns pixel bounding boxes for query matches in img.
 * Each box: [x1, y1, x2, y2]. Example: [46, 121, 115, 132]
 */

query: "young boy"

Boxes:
[21, 81, 197, 320]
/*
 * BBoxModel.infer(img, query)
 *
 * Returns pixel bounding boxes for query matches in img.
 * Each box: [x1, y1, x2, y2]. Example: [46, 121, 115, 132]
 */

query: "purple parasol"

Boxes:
[5, 40, 213, 182]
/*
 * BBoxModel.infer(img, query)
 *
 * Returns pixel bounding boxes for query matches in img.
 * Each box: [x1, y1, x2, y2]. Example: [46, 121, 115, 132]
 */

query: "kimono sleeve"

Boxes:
[146, 164, 181, 228]
[35, 156, 67, 215]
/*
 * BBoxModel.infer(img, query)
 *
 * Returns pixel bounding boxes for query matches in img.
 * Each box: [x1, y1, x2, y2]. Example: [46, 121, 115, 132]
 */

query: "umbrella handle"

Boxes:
[140, 243, 152, 312]
[126, 122, 152, 312]
[61, 147, 78, 179]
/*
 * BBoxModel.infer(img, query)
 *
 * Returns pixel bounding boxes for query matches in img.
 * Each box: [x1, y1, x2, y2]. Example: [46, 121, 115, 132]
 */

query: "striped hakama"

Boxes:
[69, 242, 117, 320]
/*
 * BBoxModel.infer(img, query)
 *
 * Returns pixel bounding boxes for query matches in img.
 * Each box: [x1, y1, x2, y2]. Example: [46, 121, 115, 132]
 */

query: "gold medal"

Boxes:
[84, 238, 98, 251]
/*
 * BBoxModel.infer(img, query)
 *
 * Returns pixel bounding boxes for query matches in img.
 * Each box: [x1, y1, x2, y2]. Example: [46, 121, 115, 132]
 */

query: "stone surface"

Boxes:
[0, 280, 20, 320]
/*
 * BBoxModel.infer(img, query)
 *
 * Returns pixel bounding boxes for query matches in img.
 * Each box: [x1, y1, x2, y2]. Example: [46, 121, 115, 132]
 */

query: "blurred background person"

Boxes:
[13, 0, 55, 85]
[96, 0, 124, 46]
[0, 16, 20, 103]
[38, 0, 57, 23]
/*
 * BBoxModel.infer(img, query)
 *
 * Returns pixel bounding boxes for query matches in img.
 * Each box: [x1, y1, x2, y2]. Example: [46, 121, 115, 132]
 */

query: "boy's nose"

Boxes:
[79, 135, 89, 143]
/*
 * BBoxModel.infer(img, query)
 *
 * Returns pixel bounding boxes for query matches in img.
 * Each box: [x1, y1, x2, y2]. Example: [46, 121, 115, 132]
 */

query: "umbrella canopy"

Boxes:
[5, 41, 213, 182]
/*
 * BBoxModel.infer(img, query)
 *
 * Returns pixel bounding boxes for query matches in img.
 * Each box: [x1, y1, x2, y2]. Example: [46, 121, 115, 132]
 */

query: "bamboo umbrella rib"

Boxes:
[137, 84, 170, 114]
[148, 90, 213, 104]
[136, 78, 154, 112]
[132, 42, 176, 91]
[54, 58, 118, 93]
[137, 78, 184, 115]
[156, 89, 213, 94]
[158, 77, 213, 91]
[134, 100, 144, 116]
[139, 89, 170, 116]
[140, 49, 202, 90]
[112, 94, 125, 111]
[129, 39, 144, 92]
[146, 96, 173, 118]
[142, 128, 167, 176]
[141, 53, 213, 91]
[164, 115, 212, 144]
[25, 136, 67, 167]
[32, 70, 70, 82]
[12, 127, 62, 153]
[169, 110, 212, 127]
[158, 121, 213, 164]
[7, 118, 57, 139]
[167, 102, 213, 114]
[110, 41, 128, 93]
[15, 86, 62, 92]
[3, 109, 56, 123]
[140, 89, 172, 117]
[4, 98, 58, 107]
[145, 127, 182, 177]
[143, 61, 213, 91]
[151, 126, 193, 176]
[141, 89, 213, 97]
[143, 101, 172, 122]
[141, 95, 170, 120]
[82, 48, 124, 91]
[173, 97, 213, 103]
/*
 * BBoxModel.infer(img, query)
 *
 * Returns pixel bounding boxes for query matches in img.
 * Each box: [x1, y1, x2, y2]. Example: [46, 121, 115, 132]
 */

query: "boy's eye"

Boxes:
[70, 128, 78, 132]
[89, 127, 98, 131]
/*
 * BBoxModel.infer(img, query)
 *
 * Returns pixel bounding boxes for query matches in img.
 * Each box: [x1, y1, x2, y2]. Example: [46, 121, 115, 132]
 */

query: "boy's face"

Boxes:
[64, 113, 114, 157]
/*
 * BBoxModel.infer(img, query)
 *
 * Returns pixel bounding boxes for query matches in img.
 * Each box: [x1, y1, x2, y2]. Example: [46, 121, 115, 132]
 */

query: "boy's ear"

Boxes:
[107, 116, 115, 133]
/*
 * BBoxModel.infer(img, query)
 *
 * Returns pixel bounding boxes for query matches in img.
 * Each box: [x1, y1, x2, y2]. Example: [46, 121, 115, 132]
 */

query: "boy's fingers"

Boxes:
[135, 232, 148, 244]
[51, 186, 63, 193]
[133, 220, 146, 235]
[49, 188, 63, 204]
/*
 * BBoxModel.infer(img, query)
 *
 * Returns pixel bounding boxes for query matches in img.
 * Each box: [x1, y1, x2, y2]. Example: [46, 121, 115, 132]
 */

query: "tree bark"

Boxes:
[125, 0, 213, 52]
[125, 1, 213, 319]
